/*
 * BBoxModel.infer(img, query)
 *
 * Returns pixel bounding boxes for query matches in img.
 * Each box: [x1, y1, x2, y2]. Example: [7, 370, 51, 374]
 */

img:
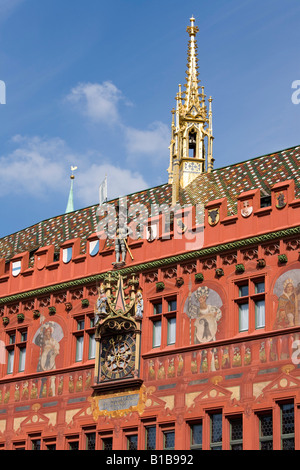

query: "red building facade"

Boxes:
[0, 18, 300, 451]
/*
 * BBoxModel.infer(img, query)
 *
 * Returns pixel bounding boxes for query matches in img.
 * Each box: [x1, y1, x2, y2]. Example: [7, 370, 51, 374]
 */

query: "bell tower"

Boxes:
[168, 17, 214, 204]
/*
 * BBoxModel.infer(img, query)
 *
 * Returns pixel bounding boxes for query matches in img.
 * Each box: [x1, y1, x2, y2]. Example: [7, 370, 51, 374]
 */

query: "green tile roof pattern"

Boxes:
[0, 183, 173, 261]
[184, 145, 300, 213]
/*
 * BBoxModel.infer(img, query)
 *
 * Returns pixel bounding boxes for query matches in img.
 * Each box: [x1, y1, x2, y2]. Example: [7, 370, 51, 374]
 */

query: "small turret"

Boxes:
[168, 17, 214, 203]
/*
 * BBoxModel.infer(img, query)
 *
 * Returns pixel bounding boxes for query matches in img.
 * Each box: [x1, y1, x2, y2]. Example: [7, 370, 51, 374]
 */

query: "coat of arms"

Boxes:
[241, 200, 253, 218]
[208, 208, 219, 226]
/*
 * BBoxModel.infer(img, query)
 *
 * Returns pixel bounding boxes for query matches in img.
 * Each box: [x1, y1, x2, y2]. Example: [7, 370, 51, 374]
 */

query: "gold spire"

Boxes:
[168, 17, 214, 201]
[184, 16, 203, 116]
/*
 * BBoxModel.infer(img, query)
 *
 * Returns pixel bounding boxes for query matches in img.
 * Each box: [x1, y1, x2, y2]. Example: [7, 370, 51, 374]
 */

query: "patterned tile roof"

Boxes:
[184, 145, 300, 213]
[0, 183, 173, 261]
[0, 145, 299, 261]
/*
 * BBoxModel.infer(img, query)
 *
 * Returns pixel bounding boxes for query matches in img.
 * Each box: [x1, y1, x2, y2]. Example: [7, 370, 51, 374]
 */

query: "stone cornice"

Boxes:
[0, 225, 299, 306]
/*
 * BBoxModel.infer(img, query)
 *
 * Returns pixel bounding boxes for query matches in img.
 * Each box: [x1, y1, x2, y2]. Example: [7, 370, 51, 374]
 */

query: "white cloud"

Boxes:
[0, 80, 168, 213]
[0, 135, 148, 208]
[75, 163, 148, 207]
[65, 81, 170, 164]
[0, 0, 24, 22]
[65, 81, 127, 124]
[124, 121, 170, 162]
[0, 135, 68, 197]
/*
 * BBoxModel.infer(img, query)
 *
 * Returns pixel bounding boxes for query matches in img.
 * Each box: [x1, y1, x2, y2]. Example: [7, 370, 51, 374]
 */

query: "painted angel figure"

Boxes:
[33, 322, 63, 372]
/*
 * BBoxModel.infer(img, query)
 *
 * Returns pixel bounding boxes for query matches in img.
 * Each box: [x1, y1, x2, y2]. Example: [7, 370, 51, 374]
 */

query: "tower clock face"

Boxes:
[100, 333, 136, 381]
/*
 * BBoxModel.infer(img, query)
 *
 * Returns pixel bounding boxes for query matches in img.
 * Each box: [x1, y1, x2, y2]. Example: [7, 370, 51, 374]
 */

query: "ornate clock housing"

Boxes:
[93, 273, 143, 391]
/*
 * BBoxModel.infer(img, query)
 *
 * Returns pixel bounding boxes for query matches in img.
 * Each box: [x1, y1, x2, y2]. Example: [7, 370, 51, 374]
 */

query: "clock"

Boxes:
[100, 333, 136, 381]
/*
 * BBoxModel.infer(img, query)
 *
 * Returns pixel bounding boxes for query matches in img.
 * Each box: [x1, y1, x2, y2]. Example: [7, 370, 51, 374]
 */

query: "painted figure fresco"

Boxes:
[184, 285, 223, 344]
[273, 269, 300, 329]
[33, 321, 64, 372]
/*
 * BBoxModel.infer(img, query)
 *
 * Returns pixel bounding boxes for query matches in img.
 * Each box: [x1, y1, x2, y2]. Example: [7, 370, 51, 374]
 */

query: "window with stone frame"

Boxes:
[280, 402, 295, 450]
[73, 314, 96, 363]
[258, 411, 273, 450]
[209, 411, 223, 450]
[149, 297, 177, 349]
[5, 327, 27, 375]
[189, 421, 203, 450]
[235, 276, 266, 333]
[228, 415, 243, 450]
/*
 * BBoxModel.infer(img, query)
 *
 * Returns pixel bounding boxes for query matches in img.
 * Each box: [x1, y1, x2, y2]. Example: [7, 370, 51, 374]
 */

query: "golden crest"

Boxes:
[208, 208, 219, 226]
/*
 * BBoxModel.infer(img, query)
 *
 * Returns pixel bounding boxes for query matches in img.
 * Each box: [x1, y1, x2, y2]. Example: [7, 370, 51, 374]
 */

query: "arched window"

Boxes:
[188, 130, 196, 158]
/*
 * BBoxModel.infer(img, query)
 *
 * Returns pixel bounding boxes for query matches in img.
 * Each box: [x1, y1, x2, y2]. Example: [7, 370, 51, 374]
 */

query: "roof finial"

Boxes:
[70, 165, 77, 180]
[65, 166, 77, 214]
[184, 16, 201, 112]
[186, 15, 199, 37]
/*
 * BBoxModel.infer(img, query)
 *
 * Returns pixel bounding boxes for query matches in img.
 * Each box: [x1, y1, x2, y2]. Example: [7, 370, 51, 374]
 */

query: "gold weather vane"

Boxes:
[70, 166, 78, 179]
[65, 166, 78, 214]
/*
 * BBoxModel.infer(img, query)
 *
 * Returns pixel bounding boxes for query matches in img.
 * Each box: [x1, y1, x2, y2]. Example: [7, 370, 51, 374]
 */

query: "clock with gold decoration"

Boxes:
[100, 333, 136, 381]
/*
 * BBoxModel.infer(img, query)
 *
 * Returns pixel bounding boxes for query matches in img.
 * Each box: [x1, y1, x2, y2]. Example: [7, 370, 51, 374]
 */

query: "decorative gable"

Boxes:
[254, 367, 300, 402]
[186, 380, 234, 410]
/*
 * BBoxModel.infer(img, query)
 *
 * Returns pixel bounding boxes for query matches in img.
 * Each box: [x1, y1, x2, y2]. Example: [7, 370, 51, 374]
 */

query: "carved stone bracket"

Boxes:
[263, 243, 280, 256]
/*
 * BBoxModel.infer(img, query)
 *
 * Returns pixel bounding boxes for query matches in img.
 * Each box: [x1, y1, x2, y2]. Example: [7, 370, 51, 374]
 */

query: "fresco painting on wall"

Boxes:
[273, 269, 300, 329]
[184, 285, 223, 344]
[33, 321, 64, 372]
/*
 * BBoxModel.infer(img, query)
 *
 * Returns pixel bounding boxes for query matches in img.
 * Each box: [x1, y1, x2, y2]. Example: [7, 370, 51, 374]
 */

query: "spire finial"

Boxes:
[186, 15, 199, 37]
[184, 16, 201, 112]
[65, 166, 77, 214]
[70, 165, 77, 180]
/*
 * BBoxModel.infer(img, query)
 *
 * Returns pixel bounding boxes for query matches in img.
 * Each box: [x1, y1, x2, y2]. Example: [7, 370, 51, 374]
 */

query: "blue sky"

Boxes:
[0, 0, 300, 237]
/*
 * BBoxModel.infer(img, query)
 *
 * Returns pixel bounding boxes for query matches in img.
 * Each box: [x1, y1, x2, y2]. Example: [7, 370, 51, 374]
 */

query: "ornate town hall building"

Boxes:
[0, 18, 300, 451]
